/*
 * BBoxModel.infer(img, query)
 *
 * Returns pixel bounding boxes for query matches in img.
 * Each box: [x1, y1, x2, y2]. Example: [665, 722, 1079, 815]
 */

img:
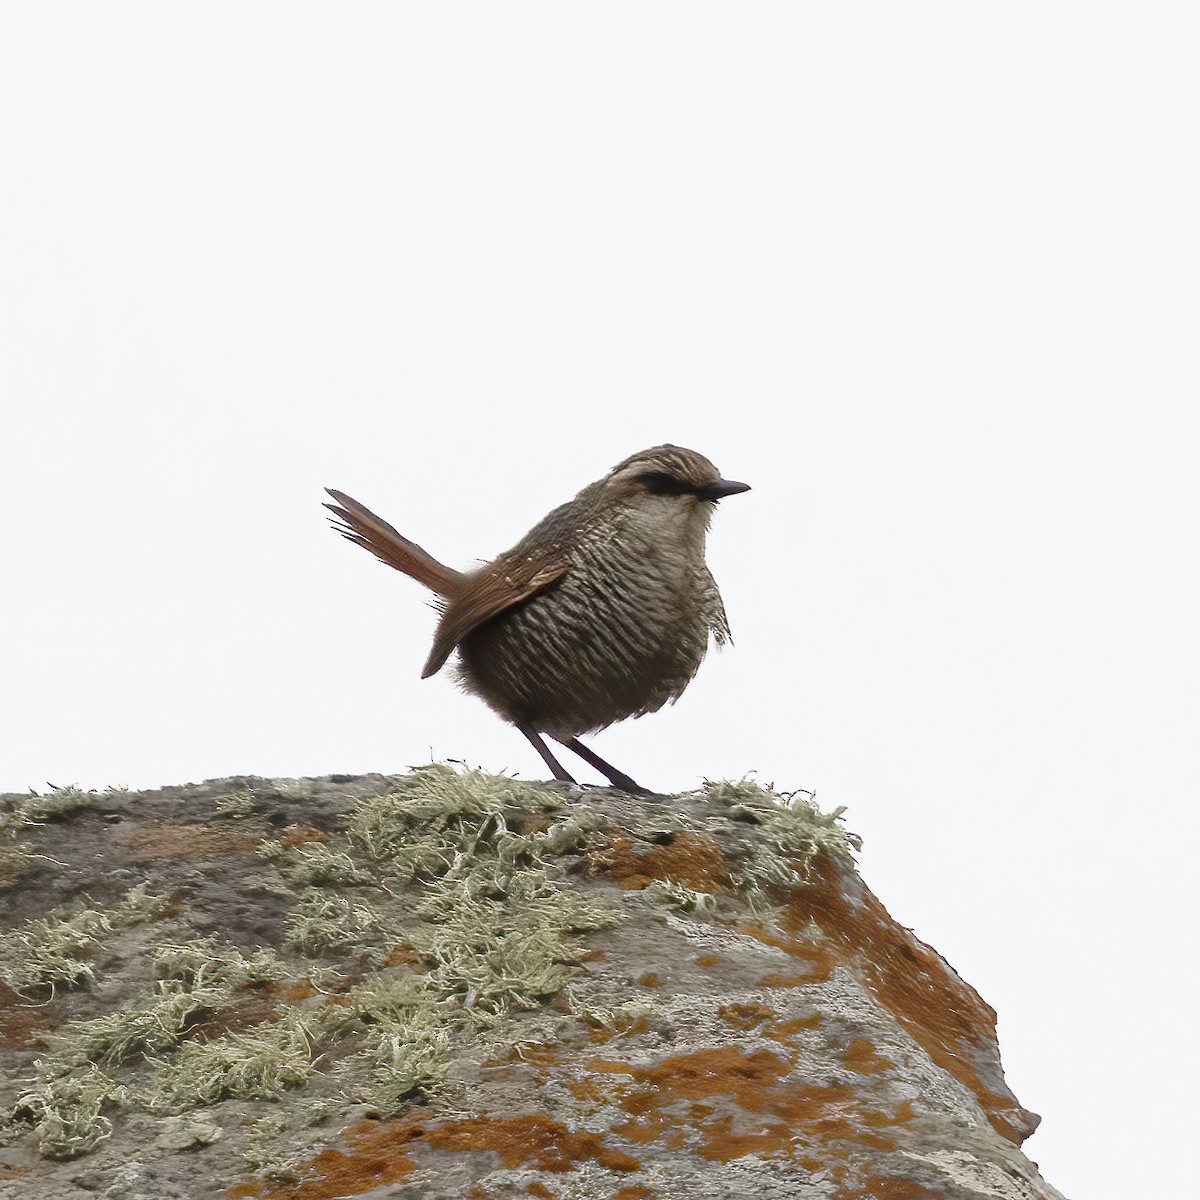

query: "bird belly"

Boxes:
[456, 564, 711, 738]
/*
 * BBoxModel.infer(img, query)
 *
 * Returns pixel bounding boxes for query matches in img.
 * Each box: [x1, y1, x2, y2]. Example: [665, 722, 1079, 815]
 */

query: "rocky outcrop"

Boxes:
[0, 768, 1063, 1199]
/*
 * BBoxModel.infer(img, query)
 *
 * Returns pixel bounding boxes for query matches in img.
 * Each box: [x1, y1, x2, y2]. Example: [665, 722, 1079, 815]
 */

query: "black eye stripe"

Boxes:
[638, 472, 697, 496]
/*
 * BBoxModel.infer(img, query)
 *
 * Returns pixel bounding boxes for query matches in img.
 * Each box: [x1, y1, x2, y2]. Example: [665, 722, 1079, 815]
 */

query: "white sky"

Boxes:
[3, 6, 1197, 1197]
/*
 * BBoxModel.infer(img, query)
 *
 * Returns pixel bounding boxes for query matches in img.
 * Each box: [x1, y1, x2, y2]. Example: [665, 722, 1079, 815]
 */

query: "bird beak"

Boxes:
[697, 478, 751, 501]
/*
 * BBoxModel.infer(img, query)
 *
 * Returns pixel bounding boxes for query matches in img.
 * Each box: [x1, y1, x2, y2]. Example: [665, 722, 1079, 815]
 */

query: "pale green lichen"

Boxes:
[234, 974, 451, 1175]
[263, 842, 370, 887]
[42, 939, 291, 1067]
[0, 884, 168, 993]
[213, 788, 258, 819]
[413, 876, 615, 1018]
[568, 997, 656, 1030]
[18, 784, 100, 823]
[141, 1007, 325, 1113]
[153, 938, 291, 995]
[351, 1018, 451, 1115]
[13, 1064, 126, 1159]
[271, 765, 612, 1015]
[284, 890, 389, 961]
[699, 777, 858, 910]
[241, 1099, 341, 1183]
[346, 763, 576, 874]
[0, 842, 40, 888]
[8, 765, 631, 1167]
[0, 796, 43, 887]
[641, 878, 720, 913]
[14, 939, 296, 1157]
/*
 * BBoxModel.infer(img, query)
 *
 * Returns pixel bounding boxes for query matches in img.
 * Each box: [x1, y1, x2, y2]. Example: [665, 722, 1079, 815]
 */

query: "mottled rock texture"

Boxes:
[0, 769, 1064, 1200]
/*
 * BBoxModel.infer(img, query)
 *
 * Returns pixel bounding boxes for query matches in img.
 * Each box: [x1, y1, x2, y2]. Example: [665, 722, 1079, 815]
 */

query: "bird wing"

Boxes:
[421, 555, 567, 678]
[324, 489, 464, 598]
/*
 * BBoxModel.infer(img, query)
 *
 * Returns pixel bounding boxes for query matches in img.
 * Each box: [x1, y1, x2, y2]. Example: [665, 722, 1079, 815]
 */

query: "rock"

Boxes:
[0, 768, 1064, 1199]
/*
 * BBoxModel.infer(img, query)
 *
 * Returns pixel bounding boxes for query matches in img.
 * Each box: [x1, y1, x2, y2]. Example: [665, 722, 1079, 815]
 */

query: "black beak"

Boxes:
[697, 478, 751, 501]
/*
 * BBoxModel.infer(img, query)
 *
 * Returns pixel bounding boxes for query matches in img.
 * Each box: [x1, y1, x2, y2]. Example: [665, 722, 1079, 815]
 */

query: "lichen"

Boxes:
[0, 883, 168, 993]
[10, 939, 303, 1157]
[411, 867, 619, 1018]
[214, 788, 259, 819]
[699, 777, 859, 909]
[284, 891, 389, 961]
[13, 1064, 125, 1158]
[141, 1006, 327, 1113]
[7, 765, 861, 1180]
[640, 879, 720, 913]
[345, 764, 598, 873]
[17, 784, 102, 823]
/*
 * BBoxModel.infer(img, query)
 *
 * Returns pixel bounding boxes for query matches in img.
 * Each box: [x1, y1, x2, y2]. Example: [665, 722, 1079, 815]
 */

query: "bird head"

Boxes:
[594, 444, 751, 544]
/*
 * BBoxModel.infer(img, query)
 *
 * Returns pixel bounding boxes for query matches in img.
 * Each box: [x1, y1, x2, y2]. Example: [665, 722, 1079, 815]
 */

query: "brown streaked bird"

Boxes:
[324, 444, 749, 794]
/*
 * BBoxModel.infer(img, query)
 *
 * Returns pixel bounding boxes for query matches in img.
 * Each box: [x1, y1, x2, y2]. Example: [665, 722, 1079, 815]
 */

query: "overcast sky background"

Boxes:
[3, 6, 1197, 1197]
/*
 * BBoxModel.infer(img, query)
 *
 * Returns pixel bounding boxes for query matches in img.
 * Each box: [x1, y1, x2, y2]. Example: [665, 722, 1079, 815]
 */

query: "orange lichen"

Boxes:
[0, 984, 66, 1049]
[738, 923, 837, 981]
[763, 1012, 821, 1041]
[759, 971, 821, 988]
[115, 824, 259, 859]
[694, 953, 721, 967]
[777, 855, 1035, 1143]
[613, 1109, 688, 1149]
[229, 1116, 422, 1200]
[510, 1042, 562, 1067]
[843, 1037, 894, 1075]
[716, 1001, 775, 1030]
[586, 1014, 651, 1044]
[836, 1177, 945, 1200]
[589, 831, 729, 893]
[862, 1100, 915, 1127]
[525, 1183, 555, 1198]
[589, 1046, 901, 1164]
[425, 1116, 639, 1173]
[277, 826, 328, 848]
[232, 1113, 640, 1200]
[187, 983, 299, 1042]
[636, 972, 660, 988]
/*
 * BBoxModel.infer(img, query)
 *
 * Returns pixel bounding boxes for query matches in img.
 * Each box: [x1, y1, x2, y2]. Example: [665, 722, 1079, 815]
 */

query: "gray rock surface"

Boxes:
[0, 768, 1064, 1199]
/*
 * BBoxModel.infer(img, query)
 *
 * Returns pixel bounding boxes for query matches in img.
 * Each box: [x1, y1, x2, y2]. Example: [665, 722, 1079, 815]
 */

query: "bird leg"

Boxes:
[517, 722, 577, 783]
[553, 736, 650, 796]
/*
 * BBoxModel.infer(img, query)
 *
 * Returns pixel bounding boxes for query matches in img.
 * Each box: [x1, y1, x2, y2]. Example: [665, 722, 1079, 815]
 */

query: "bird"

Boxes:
[324, 444, 749, 794]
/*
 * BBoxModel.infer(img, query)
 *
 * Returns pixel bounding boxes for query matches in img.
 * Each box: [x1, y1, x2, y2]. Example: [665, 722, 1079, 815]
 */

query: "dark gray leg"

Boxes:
[517, 722, 576, 783]
[553, 736, 650, 796]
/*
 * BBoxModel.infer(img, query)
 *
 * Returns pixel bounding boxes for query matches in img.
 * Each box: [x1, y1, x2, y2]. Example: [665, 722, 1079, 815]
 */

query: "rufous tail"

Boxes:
[324, 489, 464, 598]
